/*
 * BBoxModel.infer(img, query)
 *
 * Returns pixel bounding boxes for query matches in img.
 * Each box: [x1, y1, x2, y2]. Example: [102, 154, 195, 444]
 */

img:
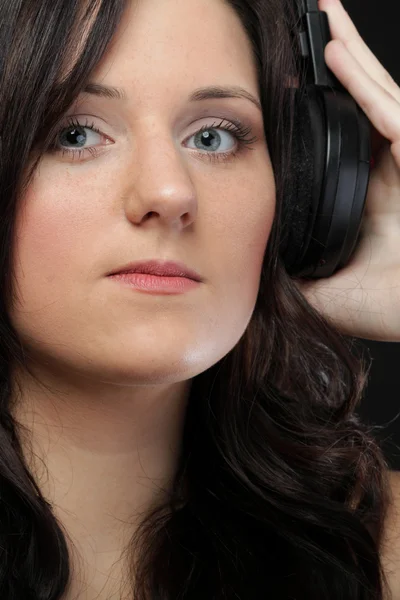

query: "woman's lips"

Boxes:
[108, 272, 201, 294]
[107, 259, 202, 282]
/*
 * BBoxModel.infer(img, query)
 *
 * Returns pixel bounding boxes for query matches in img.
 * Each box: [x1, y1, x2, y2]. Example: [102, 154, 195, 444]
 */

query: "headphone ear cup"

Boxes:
[280, 88, 324, 274]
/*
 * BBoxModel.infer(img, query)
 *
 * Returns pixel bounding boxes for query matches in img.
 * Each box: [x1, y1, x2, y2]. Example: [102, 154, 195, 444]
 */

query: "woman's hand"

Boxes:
[294, 0, 400, 342]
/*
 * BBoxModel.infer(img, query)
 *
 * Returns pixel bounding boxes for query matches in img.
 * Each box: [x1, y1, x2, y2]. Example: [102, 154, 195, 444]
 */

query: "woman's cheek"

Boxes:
[221, 169, 276, 292]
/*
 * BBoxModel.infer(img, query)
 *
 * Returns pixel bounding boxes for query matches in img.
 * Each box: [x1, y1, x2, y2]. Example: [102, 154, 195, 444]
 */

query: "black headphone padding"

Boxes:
[280, 90, 315, 269]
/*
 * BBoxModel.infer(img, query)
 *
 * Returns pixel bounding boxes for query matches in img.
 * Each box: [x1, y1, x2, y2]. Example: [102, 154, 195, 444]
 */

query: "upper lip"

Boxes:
[107, 259, 202, 281]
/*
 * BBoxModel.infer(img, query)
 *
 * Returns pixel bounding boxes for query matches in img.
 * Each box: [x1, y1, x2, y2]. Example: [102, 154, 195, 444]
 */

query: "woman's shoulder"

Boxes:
[380, 470, 400, 599]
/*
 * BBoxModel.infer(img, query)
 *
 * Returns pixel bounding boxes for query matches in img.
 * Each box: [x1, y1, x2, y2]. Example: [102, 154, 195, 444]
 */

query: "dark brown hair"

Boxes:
[0, 0, 392, 598]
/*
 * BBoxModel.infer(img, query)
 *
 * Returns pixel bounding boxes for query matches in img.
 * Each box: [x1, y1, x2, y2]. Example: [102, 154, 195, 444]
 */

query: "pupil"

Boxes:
[63, 127, 86, 147]
[201, 130, 215, 148]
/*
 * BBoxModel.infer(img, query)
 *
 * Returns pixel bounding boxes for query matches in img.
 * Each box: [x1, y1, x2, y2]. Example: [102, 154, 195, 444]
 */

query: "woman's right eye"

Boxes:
[48, 117, 109, 161]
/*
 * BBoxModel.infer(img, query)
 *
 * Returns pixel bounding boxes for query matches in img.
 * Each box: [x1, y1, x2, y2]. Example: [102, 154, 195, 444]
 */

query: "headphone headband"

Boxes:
[296, 0, 339, 88]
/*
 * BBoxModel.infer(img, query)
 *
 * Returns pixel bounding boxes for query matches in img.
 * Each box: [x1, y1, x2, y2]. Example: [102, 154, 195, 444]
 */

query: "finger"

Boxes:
[318, 0, 400, 104]
[324, 40, 400, 146]
[392, 140, 400, 167]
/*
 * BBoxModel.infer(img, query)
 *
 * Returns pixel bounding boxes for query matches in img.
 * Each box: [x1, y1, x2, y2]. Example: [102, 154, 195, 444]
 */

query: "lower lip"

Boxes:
[108, 272, 201, 294]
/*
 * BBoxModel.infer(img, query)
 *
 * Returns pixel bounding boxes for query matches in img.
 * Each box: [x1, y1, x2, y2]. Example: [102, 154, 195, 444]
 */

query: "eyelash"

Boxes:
[49, 116, 258, 164]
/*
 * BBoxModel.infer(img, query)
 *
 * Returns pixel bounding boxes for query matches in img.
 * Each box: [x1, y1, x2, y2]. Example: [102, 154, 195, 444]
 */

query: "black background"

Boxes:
[328, 0, 400, 468]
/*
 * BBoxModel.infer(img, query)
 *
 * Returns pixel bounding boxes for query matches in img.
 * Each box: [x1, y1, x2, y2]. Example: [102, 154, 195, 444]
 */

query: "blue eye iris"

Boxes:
[194, 129, 222, 152]
[59, 126, 88, 149]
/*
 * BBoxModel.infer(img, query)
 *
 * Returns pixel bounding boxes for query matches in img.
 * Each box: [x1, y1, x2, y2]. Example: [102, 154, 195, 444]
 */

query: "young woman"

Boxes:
[0, 0, 399, 598]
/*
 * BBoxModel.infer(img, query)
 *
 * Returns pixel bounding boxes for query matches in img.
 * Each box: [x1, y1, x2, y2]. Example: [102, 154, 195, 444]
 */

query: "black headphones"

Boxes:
[279, 0, 372, 279]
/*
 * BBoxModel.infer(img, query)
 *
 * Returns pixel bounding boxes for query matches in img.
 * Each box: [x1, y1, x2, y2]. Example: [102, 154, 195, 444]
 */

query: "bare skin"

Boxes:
[381, 471, 400, 600]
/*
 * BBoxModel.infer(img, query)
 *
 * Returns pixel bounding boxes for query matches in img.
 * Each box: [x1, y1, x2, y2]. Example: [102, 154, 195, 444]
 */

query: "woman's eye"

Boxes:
[59, 125, 101, 149]
[54, 119, 105, 157]
[186, 127, 236, 153]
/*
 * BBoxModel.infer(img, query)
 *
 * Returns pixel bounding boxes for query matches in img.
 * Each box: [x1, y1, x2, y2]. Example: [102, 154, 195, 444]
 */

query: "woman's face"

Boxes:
[10, 0, 276, 386]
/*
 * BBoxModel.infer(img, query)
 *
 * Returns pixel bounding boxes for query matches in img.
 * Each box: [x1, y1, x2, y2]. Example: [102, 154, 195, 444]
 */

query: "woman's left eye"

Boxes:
[184, 119, 257, 162]
[49, 117, 258, 163]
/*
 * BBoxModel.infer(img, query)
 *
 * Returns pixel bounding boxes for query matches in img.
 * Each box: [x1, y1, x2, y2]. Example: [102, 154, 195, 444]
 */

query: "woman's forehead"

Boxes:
[87, 0, 259, 90]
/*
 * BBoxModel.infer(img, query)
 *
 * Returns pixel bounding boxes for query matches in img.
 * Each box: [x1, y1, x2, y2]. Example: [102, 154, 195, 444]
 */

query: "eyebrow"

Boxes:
[82, 83, 262, 111]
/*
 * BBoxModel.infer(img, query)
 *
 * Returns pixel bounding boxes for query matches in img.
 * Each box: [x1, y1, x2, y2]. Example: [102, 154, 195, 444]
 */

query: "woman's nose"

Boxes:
[122, 133, 198, 231]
